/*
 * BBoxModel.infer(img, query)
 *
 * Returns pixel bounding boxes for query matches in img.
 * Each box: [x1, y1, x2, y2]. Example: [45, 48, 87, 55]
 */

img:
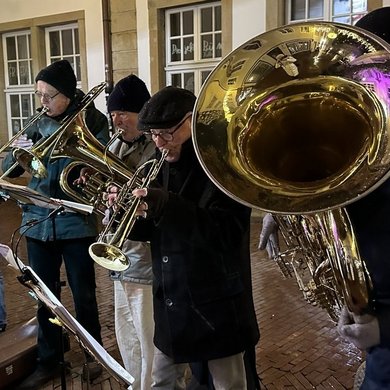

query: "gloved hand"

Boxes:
[258, 213, 280, 259]
[337, 306, 380, 350]
[11, 134, 33, 150]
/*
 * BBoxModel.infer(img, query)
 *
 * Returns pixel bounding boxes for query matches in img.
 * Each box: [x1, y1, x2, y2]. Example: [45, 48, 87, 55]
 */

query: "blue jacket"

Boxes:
[2, 90, 109, 241]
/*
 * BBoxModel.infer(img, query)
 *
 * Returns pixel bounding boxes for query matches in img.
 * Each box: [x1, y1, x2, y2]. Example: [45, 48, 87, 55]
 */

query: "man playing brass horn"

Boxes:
[2, 60, 108, 389]
[114, 86, 260, 389]
[104, 74, 156, 390]
[336, 7, 390, 389]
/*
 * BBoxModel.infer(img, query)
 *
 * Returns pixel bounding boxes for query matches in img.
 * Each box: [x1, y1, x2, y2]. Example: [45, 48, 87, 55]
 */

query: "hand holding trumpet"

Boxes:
[11, 134, 34, 150]
[104, 186, 168, 220]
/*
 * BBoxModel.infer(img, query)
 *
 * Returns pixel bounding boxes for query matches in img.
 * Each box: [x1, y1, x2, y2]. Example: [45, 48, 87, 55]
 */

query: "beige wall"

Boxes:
[110, 0, 138, 84]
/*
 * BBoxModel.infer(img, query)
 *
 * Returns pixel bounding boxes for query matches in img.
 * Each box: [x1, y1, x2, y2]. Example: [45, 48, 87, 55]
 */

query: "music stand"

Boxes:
[0, 180, 134, 388]
[0, 244, 134, 388]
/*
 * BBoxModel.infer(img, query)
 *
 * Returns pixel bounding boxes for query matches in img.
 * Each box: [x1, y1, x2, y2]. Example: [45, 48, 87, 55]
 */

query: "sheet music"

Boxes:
[0, 179, 93, 214]
[0, 243, 25, 271]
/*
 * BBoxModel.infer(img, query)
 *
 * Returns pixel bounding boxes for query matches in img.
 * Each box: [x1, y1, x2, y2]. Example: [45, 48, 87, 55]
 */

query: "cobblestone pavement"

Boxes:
[0, 198, 362, 389]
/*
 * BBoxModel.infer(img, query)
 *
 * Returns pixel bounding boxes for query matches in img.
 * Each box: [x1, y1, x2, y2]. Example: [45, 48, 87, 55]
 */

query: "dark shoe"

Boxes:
[82, 361, 103, 382]
[15, 364, 62, 390]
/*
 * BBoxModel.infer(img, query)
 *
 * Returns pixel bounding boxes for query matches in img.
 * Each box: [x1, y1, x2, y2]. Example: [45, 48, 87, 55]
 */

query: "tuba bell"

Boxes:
[192, 21, 390, 320]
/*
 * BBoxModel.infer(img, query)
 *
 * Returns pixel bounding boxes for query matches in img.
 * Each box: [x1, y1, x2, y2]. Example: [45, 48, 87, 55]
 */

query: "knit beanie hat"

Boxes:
[138, 86, 196, 131]
[107, 75, 151, 113]
[355, 7, 390, 44]
[35, 59, 77, 99]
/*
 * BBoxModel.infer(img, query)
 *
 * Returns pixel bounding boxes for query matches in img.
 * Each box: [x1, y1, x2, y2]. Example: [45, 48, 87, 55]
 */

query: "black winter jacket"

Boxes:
[131, 140, 260, 363]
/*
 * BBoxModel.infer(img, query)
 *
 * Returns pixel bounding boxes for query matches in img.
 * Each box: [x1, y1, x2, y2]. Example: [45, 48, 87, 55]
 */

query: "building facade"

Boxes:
[0, 0, 387, 145]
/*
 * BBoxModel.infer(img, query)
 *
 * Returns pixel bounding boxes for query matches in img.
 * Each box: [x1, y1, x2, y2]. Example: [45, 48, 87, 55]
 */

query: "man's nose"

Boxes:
[112, 116, 121, 127]
[153, 135, 167, 147]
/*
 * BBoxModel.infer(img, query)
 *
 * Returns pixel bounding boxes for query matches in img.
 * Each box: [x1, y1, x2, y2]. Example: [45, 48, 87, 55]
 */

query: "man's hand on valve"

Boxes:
[100, 185, 120, 227]
[132, 187, 169, 220]
[73, 167, 95, 186]
[337, 306, 380, 350]
[11, 134, 33, 150]
[104, 185, 119, 209]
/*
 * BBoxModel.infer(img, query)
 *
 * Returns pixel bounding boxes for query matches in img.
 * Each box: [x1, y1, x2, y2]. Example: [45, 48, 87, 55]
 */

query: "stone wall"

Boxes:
[110, 0, 138, 83]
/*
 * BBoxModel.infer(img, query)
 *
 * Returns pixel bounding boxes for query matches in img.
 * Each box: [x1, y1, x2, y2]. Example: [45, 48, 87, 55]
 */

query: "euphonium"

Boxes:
[52, 115, 168, 271]
[6, 82, 106, 179]
[192, 22, 390, 320]
[53, 117, 142, 216]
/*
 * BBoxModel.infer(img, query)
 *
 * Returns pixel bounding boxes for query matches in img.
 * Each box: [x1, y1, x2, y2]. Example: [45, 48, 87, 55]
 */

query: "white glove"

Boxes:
[11, 134, 33, 150]
[337, 306, 380, 350]
[258, 213, 280, 258]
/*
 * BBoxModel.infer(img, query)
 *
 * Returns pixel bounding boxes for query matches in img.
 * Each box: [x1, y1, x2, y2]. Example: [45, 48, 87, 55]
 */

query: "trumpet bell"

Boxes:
[89, 243, 129, 271]
[193, 22, 390, 214]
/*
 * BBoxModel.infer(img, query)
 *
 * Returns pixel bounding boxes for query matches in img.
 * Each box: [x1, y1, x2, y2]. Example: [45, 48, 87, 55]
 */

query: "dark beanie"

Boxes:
[107, 75, 151, 113]
[355, 7, 390, 44]
[35, 60, 76, 99]
[138, 86, 196, 131]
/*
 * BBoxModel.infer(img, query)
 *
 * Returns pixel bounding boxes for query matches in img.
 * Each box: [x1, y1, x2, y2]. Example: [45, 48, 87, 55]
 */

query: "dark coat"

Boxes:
[347, 179, 390, 384]
[1, 89, 109, 240]
[131, 140, 260, 363]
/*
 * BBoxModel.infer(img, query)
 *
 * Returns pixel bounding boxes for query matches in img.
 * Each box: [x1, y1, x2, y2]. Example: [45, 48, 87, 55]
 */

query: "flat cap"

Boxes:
[138, 86, 196, 131]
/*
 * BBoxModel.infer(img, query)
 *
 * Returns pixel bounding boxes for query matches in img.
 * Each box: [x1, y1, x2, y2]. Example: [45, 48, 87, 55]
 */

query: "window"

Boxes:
[2, 23, 81, 141]
[165, 2, 221, 95]
[45, 24, 80, 81]
[286, 0, 367, 24]
[2, 30, 35, 137]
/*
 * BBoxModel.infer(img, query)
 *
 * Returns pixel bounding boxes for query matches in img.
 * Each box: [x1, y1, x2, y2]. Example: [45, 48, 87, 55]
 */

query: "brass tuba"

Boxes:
[192, 22, 390, 320]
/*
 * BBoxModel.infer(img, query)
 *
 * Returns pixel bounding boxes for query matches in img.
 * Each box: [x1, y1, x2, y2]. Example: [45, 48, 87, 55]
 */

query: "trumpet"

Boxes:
[3, 82, 106, 179]
[0, 106, 49, 179]
[88, 149, 168, 271]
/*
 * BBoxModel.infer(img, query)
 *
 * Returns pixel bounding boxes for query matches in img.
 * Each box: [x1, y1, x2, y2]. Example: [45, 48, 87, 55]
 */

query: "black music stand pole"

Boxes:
[50, 207, 68, 390]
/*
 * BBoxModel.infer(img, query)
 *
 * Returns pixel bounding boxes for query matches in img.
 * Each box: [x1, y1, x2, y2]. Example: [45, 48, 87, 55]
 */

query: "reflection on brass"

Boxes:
[193, 22, 390, 320]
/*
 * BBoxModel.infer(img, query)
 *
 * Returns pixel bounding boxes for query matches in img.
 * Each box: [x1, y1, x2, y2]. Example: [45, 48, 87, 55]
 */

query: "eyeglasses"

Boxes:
[148, 113, 192, 141]
[34, 90, 60, 102]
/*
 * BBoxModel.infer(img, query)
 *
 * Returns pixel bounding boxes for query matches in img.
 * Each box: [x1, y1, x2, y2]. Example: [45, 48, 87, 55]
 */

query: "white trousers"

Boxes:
[152, 348, 247, 390]
[114, 280, 154, 390]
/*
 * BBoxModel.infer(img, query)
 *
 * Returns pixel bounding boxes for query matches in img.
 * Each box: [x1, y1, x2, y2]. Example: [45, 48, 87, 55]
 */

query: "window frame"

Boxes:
[165, 2, 221, 95]
[44, 23, 81, 82]
[286, 0, 367, 24]
[2, 29, 35, 138]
